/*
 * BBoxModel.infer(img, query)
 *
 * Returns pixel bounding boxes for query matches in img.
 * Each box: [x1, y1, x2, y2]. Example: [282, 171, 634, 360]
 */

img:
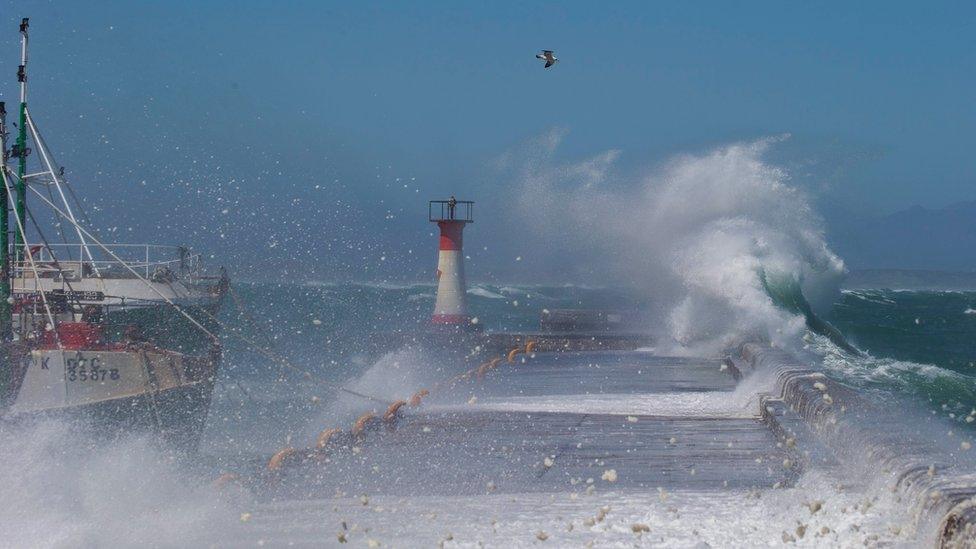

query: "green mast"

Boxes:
[0, 101, 9, 312]
[0, 101, 10, 402]
[13, 18, 27, 262]
[1, 18, 27, 404]
[0, 101, 9, 302]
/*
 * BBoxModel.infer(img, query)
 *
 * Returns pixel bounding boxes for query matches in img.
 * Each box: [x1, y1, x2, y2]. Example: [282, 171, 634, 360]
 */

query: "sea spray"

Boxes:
[0, 419, 240, 547]
[302, 347, 437, 441]
[501, 132, 846, 354]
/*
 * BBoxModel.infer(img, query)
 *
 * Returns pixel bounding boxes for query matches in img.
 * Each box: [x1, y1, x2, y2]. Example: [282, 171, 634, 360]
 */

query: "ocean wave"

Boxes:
[303, 280, 434, 291]
[0, 421, 238, 547]
[804, 333, 976, 417]
[498, 286, 553, 300]
[840, 289, 897, 305]
[762, 270, 861, 355]
[889, 288, 971, 294]
[965, 308, 976, 315]
[498, 285, 528, 295]
[467, 286, 506, 299]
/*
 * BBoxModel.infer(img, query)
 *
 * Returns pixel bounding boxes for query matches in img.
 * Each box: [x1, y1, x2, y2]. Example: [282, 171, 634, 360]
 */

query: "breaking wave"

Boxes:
[503, 132, 847, 355]
[760, 269, 860, 355]
[498, 131, 976, 418]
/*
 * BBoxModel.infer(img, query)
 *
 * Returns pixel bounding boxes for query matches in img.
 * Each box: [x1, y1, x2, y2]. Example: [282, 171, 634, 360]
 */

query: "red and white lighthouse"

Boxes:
[429, 198, 473, 327]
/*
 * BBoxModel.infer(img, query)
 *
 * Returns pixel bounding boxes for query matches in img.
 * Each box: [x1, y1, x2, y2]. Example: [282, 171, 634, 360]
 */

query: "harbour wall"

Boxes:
[739, 343, 976, 547]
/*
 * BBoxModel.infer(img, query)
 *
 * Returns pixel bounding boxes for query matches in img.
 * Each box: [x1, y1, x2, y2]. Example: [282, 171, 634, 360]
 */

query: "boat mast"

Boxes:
[0, 101, 11, 406]
[0, 101, 10, 342]
[14, 18, 27, 262]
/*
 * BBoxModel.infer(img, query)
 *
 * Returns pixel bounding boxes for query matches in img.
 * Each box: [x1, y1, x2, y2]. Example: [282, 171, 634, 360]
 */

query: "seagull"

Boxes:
[536, 50, 558, 69]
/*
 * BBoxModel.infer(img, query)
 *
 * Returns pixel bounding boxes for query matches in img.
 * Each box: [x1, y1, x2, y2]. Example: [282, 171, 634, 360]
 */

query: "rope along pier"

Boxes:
[214, 341, 540, 489]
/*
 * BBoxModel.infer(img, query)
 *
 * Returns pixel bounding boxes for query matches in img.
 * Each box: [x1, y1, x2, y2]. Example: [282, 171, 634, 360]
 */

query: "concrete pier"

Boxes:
[209, 347, 975, 547]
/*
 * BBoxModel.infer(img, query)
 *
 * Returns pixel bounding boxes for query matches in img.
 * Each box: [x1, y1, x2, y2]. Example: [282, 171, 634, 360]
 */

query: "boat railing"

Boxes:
[10, 243, 204, 282]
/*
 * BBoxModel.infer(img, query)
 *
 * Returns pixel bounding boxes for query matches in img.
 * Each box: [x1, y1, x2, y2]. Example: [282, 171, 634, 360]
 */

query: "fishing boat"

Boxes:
[0, 19, 225, 450]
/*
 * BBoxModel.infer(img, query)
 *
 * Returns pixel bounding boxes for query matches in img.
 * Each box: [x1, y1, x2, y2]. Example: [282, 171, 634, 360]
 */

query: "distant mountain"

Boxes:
[824, 200, 976, 271]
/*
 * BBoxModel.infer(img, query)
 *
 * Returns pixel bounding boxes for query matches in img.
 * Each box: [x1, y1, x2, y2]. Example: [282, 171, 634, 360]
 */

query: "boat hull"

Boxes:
[2, 345, 219, 451]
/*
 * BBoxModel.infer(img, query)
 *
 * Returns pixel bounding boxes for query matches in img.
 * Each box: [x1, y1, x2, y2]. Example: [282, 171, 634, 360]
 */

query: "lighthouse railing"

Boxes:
[429, 200, 474, 222]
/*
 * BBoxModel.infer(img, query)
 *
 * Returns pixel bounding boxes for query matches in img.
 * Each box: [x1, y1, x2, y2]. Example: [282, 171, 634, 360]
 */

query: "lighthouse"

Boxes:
[429, 198, 473, 327]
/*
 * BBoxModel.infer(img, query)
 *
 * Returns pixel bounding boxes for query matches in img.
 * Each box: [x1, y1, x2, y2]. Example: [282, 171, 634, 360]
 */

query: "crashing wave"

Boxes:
[504, 132, 847, 355]
[760, 268, 861, 355]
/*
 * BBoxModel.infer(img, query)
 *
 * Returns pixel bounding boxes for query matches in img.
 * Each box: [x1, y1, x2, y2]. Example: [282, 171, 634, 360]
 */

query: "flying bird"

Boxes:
[536, 50, 558, 68]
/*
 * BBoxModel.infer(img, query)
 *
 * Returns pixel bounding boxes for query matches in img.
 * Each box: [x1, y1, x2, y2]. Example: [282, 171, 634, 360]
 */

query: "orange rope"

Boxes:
[267, 447, 297, 471]
[246, 341, 541, 482]
[351, 412, 379, 437]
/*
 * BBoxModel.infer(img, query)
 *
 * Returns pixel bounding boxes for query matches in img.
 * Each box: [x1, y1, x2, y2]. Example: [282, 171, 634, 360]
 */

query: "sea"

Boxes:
[1, 279, 974, 547]
[207, 281, 976, 457]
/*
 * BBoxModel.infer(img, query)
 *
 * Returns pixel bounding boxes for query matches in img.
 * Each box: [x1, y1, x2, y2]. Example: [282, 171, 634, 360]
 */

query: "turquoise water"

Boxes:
[828, 289, 976, 375]
[822, 289, 976, 422]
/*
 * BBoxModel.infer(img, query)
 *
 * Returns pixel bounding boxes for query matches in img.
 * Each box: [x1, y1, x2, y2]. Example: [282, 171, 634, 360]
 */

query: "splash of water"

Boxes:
[0, 420, 240, 547]
[302, 347, 437, 440]
[502, 131, 846, 355]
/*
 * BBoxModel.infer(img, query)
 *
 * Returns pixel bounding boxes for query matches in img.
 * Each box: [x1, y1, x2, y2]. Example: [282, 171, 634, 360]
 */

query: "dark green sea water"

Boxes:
[821, 289, 976, 426]
[828, 289, 976, 375]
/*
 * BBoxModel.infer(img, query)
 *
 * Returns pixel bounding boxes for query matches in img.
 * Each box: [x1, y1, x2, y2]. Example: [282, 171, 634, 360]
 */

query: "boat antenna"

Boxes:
[14, 18, 29, 262]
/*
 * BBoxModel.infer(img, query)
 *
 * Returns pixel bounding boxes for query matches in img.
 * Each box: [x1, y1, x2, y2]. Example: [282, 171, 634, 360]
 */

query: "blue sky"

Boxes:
[1, 1, 974, 278]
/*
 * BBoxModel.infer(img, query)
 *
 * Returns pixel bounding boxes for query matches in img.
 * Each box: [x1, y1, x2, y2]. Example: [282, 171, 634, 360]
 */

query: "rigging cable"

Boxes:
[25, 108, 96, 270]
[2, 169, 60, 344]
